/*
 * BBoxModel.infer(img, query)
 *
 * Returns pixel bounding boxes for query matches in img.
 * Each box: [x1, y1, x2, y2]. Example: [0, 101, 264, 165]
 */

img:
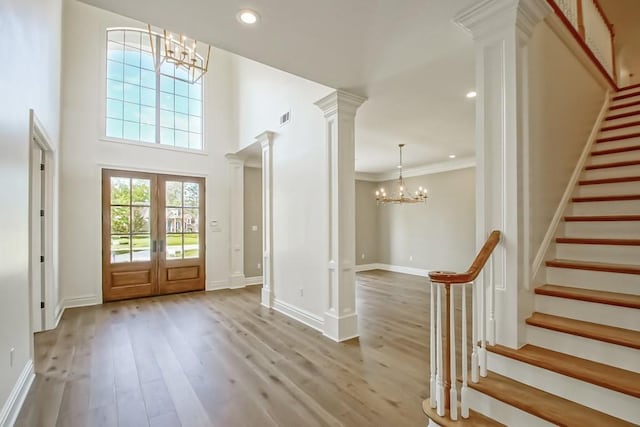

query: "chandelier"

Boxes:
[376, 144, 428, 204]
[147, 25, 211, 84]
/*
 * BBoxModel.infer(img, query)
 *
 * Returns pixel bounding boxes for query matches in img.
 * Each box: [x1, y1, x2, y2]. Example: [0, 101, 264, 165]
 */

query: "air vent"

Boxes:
[279, 110, 291, 127]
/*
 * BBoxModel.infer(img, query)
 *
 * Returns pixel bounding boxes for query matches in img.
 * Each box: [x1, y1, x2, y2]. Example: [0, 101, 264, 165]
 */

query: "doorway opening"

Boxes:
[101, 169, 206, 302]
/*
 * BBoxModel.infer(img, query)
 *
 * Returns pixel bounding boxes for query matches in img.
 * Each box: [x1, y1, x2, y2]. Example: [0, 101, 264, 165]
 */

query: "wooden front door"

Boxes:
[102, 169, 205, 302]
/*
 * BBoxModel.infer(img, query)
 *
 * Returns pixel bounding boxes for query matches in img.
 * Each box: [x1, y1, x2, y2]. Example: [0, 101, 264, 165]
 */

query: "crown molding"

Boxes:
[315, 90, 367, 117]
[356, 156, 476, 182]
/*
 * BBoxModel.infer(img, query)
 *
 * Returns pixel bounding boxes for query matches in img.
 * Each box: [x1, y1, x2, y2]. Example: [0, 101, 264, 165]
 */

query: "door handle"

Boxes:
[152, 240, 157, 253]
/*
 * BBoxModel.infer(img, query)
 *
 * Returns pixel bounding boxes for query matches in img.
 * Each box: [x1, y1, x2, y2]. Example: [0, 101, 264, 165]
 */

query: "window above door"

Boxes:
[105, 28, 204, 151]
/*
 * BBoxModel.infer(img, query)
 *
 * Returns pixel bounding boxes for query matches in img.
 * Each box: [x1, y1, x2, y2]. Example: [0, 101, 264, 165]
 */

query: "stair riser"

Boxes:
[616, 86, 640, 97]
[599, 124, 640, 139]
[588, 150, 640, 166]
[486, 352, 639, 423]
[526, 325, 640, 372]
[582, 163, 640, 180]
[555, 243, 640, 265]
[611, 93, 640, 107]
[564, 221, 640, 238]
[547, 267, 639, 294]
[592, 137, 640, 151]
[604, 113, 640, 128]
[466, 387, 554, 427]
[570, 199, 640, 216]
[609, 104, 640, 116]
[576, 181, 640, 197]
[534, 294, 640, 331]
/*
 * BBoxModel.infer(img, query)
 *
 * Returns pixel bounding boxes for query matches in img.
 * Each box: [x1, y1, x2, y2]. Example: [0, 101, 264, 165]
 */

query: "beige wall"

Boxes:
[244, 167, 262, 278]
[356, 167, 476, 272]
[528, 21, 607, 267]
[355, 180, 379, 265]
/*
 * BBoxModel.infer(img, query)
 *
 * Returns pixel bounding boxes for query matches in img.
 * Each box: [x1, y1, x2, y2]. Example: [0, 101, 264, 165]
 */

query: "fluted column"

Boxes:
[256, 131, 275, 308]
[226, 153, 245, 288]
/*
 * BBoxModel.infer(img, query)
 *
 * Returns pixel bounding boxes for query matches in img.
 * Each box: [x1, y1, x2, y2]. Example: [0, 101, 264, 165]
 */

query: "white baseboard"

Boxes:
[355, 263, 430, 277]
[272, 299, 324, 332]
[0, 360, 35, 427]
[207, 279, 230, 291]
[244, 276, 263, 286]
[52, 295, 99, 330]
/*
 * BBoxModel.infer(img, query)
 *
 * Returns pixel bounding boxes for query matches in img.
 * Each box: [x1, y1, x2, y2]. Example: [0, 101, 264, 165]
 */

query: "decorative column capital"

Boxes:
[255, 131, 275, 149]
[225, 153, 245, 166]
[454, 0, 551, 45]
[314, 90, 367, 118]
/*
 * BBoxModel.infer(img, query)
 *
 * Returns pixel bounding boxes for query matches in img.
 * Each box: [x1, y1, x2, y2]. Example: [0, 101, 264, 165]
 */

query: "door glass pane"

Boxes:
[111, 206, 130, 233]
[166, 208, 182, 233]
[183, 182, 199, 207]
[183, 208, 199, 232]
[132, 234, 151, 261]
[110, 177, 130, 204]
[184, 233, 199, 259]
[166, 181, 182, 206]
[132, 207, 150, 233]
[111, 235, 131, 263]
[132, 179, 151, 205]
[166, 234, 183, 259]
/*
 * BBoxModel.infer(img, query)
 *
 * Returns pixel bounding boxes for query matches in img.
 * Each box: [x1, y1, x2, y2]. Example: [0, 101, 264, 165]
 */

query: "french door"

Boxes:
[102, 169, 205, 302]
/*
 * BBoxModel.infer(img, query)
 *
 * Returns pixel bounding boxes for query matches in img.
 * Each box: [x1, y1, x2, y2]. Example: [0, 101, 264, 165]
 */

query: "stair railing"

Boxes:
[428, 230, 501, 420]
[548, 0, 616, 86]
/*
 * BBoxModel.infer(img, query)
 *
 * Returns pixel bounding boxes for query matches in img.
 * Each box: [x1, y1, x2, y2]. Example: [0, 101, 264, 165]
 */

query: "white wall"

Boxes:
[355, 180, 379, 265]
[243, 166, 262, 278]
[233, 56, 333, 320]
[59, 0, 236, 304]
[528, 21, 607, 268]
[0, 0, 62, 416]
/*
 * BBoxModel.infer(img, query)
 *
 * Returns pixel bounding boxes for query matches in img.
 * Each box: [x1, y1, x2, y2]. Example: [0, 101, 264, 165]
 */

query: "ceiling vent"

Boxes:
[279, 110, 291, 127]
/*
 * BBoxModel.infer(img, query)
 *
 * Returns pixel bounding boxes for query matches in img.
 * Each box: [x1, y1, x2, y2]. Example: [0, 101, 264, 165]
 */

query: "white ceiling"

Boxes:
[79, 0, 478, 173]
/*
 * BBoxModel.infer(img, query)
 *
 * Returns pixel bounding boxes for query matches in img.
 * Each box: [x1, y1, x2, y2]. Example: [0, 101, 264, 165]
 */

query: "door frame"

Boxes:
[98, 165, 208, 302]
[28, 110, 56, 333]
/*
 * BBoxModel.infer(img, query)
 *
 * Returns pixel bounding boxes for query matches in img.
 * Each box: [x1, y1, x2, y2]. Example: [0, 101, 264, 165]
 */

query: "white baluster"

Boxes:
[471, 279, 479, 384]
[461, 284, 469, 418]
[479, 270, 487, 378]
[449, 286, 458, 420]
[436, 284, 444, 417]
[430, 281, 436, 409]
[489, 255, 496, 346]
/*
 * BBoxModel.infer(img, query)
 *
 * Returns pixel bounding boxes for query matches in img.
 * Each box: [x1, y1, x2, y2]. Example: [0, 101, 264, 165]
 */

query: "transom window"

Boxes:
[105, 28, 203, 150]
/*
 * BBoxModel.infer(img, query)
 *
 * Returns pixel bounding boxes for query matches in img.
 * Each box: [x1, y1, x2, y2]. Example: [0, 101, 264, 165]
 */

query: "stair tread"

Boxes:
[572, 194, 640, 202]
[601, 120, 640, 131]
[618, 83, 640, 91]
[607, 110, 640, 121]
[597, 131, 640, 143]
[535, 284, 640, 309]
[466, 371, 635, 426]
[526, 312, 640, 351]
[591, 145, 640, 156]
[421, 398, 504, 426]
[546, 259, 640, 275]
[564, 214, 640, 221]
[585, 159, 640, 170]
[579, 176, 640, 185]
[610, 99, 640, 111]
[613, 90, 640, 101]
[487, 341, 640, 397]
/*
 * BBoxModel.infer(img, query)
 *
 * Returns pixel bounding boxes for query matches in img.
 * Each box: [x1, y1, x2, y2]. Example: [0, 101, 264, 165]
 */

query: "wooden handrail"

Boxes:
[429, 230, 501, 284]
[591, 0, 614, 36]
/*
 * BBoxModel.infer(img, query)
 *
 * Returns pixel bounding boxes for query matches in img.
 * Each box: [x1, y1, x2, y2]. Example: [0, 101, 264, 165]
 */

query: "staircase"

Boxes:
[462, 86, 640, 426]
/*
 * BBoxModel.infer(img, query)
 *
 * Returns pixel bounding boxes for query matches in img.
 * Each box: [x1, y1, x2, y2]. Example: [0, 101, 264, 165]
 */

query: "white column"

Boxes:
[256, 131, 275, 308]
[226, 154, 245, 288]
[454, 0, 551, 348]
[315, 90, 366, 342]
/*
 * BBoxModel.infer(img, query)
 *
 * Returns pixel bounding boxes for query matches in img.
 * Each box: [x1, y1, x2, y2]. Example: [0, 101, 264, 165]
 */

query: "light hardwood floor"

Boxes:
[16, 270, 446, 427]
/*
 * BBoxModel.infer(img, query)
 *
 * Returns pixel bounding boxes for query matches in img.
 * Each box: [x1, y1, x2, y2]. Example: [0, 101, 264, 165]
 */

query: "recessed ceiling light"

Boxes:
[466, 91, 477, 99]
[449, 154, 456, 159]
[237, 9, 259, 25]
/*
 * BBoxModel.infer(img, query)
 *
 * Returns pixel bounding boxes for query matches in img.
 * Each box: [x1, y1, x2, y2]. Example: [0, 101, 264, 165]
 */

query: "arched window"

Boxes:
[105, 28, 203, 150]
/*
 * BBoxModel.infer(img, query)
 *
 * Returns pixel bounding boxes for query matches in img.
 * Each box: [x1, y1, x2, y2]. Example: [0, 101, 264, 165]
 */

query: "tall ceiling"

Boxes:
[79, 0, 478, 173]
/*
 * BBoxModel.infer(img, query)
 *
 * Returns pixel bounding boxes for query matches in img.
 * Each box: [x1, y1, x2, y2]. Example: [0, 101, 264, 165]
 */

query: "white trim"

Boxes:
[0, 360, 35, 427]
[272, 299, 325, 332]
[355, 263, 430, 277]
[54, 301, 65, 329]
[65, 295, 100, 309]
[207, 279, 229, 291]
[529, 91, 611, 284]
[244, 276, 263, 286]
[355, 157, 476, 182]
[98, 137, 210, 156]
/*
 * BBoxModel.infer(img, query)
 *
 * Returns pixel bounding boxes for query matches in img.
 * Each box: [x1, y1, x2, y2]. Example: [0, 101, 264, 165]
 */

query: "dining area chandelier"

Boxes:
[375, 144, 428, 205]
